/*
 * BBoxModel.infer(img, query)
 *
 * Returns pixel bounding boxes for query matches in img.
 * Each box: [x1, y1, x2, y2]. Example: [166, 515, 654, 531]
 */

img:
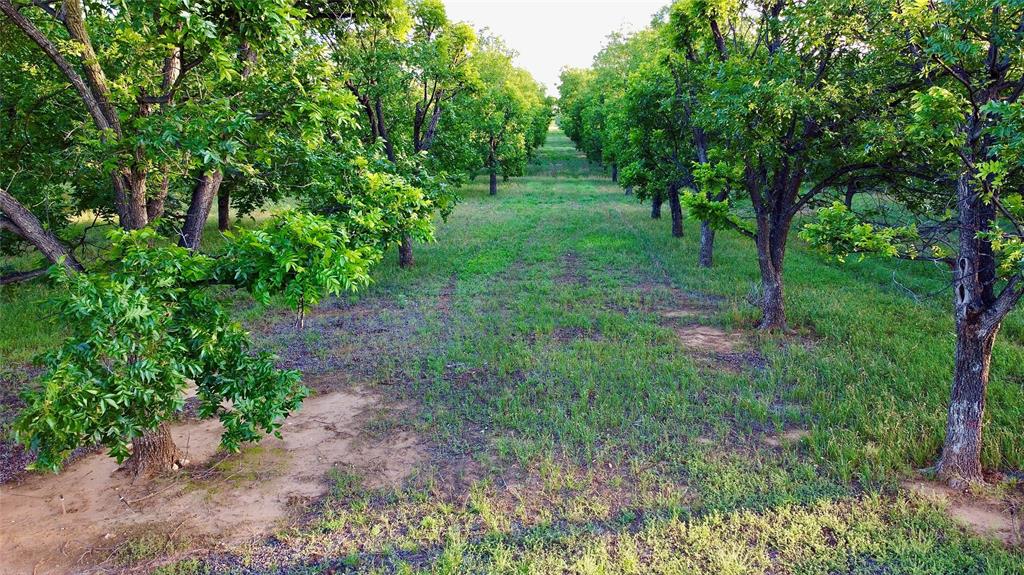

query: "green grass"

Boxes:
[1, 129, 1022, 572]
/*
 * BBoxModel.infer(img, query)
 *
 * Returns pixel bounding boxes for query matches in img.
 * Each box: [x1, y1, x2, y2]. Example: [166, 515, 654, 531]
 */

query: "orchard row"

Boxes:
[558, 0, 1024, 488]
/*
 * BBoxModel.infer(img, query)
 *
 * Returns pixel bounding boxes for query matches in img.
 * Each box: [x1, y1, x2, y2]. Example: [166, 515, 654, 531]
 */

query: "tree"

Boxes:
[0, 0, 313, 251]
[13, 213, 378, 474]
[3, 0, 440, 475]
[681, 0, 915, 330]
[801, 0, 1024, 487]
[615, 28, 691, 239]
[459, 38, 551, 195]
[325, 0, 475, 267]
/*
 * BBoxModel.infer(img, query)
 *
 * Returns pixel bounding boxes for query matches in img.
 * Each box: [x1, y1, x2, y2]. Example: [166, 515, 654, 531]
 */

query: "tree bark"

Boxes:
[758, 264, 787, 331]
[490, 166, 498, 196]
[611, 163, 618, 183]
[0, 189, 83, 273]
[753, 204, 792, 331]
[936, 319, 996, 487]
[178, 171, 223, 251]
[933, 170, 1003, 486]
[121, 423, 184, 476]
[668, 183, 683, 237]
[218, 187, 231, 231]
[113, 172, 149, 230]
[698, 221, 715, 268]
[398, 234, 414, 268]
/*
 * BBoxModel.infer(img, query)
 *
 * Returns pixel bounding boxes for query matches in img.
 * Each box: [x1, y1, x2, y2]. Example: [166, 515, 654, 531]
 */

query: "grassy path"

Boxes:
[2, 130, 1023, 572]
[187, 130, 1022, 573]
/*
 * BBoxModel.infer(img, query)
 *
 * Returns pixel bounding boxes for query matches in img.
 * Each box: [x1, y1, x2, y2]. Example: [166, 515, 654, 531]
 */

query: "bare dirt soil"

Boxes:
[0, 387, 423, 575]
[904, 478, 1023, 547]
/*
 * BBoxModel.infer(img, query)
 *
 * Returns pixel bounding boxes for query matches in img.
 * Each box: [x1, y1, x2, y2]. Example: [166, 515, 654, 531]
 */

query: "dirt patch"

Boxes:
[661, 309, 699, 319]
[555, 251, 588, 286]
[903, 479, 1022, 546]
[715, 350, 769, 372]
[0, 389, 425, 575]
[626, 282, 765, 373]
[634, 281, 722, 313]
[762, 429, 810, 448]
[252, 296, 433, 388]
[675, 325, 744, 354]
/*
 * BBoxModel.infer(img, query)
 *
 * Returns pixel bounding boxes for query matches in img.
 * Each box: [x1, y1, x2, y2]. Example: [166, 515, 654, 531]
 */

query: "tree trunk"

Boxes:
[218, 187, 231, 232]
[754, 211, 790, 331]
[398, 234, 414, 268]
[758, 265, 786, 331]
[611, 163, 618, 183]
[933, 170, 1002, 487]
[698, 221, 715, 267]
[936, 321, 996, 487]
[179, 170, 223, 251]
[146, 174, 170, 221]
[843, 180, 858, 209]
[651, 190, 663, 219]
[490, 166, 498, 196]
[625, 185, 633, 196]
[0, 189, 83, 272]
[121, 423, 184, 476]
[113, 172, 148, 231]
[668, 183, 683, 237]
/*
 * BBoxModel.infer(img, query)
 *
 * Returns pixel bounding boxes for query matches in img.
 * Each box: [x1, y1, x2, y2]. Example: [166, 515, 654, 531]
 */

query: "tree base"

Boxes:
[120, 424, 187, 477]
[935, 454, 986, 490]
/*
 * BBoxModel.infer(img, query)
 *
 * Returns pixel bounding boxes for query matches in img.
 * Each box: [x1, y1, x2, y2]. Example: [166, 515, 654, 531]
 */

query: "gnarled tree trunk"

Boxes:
[121, 423, 184, 476]
[753, 205, 792, 331]
[698, 221, 715, 268]
[668, 183, 683, 238]
[758, 263, 786, 331]
[113, 171, 149, 230]
[934, 170, 1007, 487]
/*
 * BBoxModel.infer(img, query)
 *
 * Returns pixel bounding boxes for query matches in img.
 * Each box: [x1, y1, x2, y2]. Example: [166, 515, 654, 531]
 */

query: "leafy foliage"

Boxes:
[13, 227, 309, 470]
[799, 202, 919, 262]
[220, 211, 378, 315]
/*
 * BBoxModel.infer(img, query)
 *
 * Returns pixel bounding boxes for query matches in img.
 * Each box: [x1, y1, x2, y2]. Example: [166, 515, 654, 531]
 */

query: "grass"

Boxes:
[1, 129, 1022, 572]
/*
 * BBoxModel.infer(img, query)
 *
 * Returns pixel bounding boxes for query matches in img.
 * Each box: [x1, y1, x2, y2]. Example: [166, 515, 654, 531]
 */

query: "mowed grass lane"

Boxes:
[2, 130, 1022, 573]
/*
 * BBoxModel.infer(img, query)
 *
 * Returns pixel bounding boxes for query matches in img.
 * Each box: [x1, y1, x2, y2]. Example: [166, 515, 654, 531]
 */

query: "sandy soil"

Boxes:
[904, 478, 1022, 546]
[0, 387, 423, 575]
[675, 324, 743, 354]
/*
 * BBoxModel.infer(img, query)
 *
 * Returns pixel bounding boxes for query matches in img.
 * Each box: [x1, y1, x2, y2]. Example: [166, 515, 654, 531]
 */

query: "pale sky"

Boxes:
[444, 1, 667, 94]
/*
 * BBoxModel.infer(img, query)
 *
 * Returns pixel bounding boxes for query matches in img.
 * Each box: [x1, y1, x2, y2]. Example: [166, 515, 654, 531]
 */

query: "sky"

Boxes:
[443, 1, 667, 94]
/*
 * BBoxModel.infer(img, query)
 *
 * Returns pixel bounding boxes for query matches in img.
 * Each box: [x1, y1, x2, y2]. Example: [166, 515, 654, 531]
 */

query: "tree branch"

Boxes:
[0, 0, 113, 134]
